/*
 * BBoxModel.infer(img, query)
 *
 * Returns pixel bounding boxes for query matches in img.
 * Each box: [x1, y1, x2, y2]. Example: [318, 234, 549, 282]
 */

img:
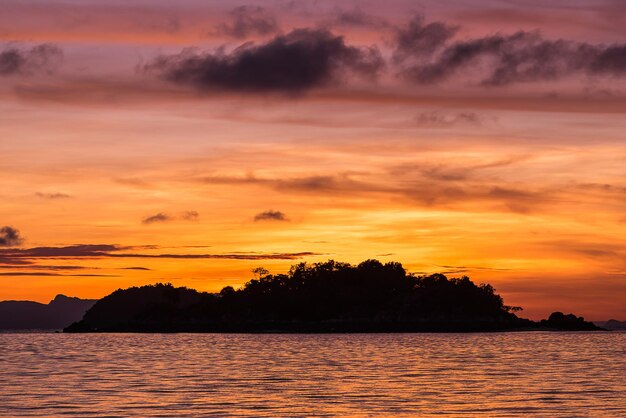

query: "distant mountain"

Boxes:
[0, 295, 96, 330]
[65, 259, 602, 333]
[594, 319, 626, 330]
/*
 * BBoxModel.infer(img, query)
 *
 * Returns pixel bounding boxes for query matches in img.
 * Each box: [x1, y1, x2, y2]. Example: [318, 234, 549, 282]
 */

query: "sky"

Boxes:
[1, 0, 625, 320]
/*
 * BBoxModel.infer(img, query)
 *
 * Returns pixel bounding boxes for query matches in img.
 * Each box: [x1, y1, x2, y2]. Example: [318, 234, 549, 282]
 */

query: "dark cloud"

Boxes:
[217, 6, 279, 38]
[142, 211, 199, 224]
[0, 264, 90, 270]
[35, 192, 71, 199]
[0, 44, 62, 76]
[1, 244, 120, 258]
[108, 252, 316, 260]
[142, 213, 174, 224]
[0, 50, 24, 75]
[592, 45, 626, 75]
[148, 28, 384, 93]
[0, 272, 117, 277]
[0, 226, 23, 247]
[254, 210, 288, 222]
[0, 244, 318, 263]
[394, 17, 626, 85]
[0, 260, 148, 273]
[0, 257, 31, 265]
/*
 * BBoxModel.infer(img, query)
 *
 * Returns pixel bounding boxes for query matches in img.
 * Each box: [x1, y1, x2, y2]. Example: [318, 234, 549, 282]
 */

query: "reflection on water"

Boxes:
[1, 332, 625, 416]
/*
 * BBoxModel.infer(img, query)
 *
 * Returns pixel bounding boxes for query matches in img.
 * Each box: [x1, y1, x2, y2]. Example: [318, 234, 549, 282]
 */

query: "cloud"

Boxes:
[414, 111, 486, 127]
[142, 211, 200, 224]
[0, 264, 90, 270]
[0, 44, 62, 76]
[577, 183, 626, 196]
[539, 240, 625, 260]
[434, 264, 512, 272]
[0, 272, 118, 277]
[394, 17, 626, 85]
[393, 15, 458, 63]
[108, 252, 317, 260]
[148, 28, 384, 93]
[0, 261, 151, 272]
[217, 6, 279, 38]
[0, 244, 318, 263]
[1, 244, 119, 257]
[254, 210, 288, 222]
[392, 156, 528, 183]
[0, 227, 23, 247]
[142, 213, 173, 224]
[35, 192, 71, 199]
[0, 257, 31, 265]
[591, 45, 626, 75]
[198, 173, 373, 195]
[327, 8, 390, 29]
[180, 211, 199, 221]
[196, 169, 559, 214]
[416, 165, 468, 182]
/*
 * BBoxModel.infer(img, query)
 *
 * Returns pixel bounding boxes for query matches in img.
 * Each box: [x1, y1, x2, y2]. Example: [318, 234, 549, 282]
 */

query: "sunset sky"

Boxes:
[1, 0, 625, 320]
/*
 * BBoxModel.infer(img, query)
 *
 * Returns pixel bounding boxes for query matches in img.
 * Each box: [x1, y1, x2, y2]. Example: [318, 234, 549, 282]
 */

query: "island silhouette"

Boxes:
[64, 259, 602, 333]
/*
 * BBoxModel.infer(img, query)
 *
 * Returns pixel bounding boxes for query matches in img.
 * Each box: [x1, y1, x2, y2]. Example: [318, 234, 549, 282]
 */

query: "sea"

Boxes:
[0, 332, 624, 416]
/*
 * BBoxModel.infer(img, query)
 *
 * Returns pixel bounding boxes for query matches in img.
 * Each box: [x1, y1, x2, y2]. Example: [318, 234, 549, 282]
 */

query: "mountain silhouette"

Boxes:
[0, 295, 96, 330]
[593, 319, 626, 330]
[64, 259, 602, 333]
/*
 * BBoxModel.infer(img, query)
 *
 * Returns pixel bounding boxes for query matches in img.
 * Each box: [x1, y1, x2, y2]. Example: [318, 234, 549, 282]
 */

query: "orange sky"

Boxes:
[1, 0, 625, 320]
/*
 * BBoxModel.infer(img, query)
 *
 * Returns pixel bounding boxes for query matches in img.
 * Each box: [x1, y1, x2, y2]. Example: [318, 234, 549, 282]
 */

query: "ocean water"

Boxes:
[0, 332, 624, 416]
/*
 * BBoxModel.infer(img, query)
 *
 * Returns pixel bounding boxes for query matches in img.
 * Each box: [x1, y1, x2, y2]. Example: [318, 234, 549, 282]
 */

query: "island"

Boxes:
[64, 260, 602, 333]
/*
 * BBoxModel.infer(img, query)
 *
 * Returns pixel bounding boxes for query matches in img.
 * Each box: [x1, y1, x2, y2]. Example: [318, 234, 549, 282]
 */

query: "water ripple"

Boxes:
[0, 332, 624, 416]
